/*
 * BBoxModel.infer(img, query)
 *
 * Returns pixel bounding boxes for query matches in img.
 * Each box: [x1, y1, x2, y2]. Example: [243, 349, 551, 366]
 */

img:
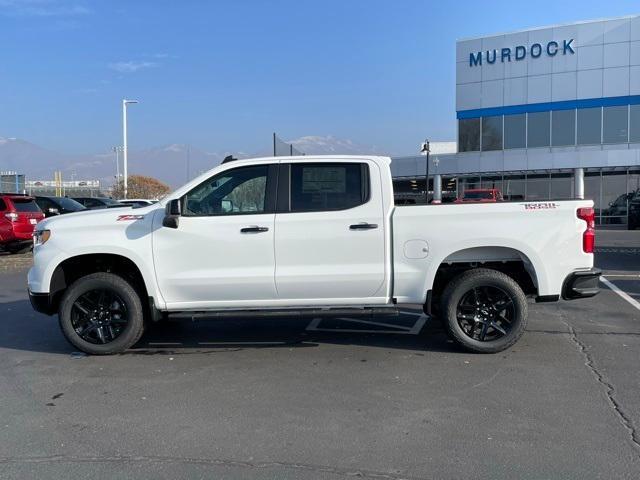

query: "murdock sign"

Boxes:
[469, 39, 575, 66]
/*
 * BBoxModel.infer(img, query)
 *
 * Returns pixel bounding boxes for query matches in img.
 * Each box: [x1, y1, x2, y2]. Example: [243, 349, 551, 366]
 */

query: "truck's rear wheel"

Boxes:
[58, 272, 145, 355]
[440, 268, 527, 353]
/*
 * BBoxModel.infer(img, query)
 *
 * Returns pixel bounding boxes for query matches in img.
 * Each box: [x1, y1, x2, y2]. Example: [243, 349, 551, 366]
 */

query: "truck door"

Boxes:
[274, 161, 387, 302]
[152, 163, 278, 309]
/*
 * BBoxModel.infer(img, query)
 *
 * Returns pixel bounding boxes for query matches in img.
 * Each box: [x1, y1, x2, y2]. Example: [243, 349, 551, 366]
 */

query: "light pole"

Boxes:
[112, 146, 122, 189]
[420, 139, 430, 204]
[122, 99, 138, 199]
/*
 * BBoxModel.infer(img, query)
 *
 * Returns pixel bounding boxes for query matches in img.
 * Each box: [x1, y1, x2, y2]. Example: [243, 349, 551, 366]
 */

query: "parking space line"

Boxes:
[600, 276, 640, 313]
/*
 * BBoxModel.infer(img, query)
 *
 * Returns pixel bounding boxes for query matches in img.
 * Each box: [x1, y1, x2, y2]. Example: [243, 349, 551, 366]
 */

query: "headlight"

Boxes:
[33, 229, 51, 246]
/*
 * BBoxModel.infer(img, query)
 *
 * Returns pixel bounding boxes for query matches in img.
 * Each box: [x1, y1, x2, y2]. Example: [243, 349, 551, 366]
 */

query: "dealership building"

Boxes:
[391, 15, 640, 225]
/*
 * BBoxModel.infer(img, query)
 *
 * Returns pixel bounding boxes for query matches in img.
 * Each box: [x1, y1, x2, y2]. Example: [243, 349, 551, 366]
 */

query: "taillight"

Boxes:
[4, 212, 18, 222]
[577, 207, 595, 253]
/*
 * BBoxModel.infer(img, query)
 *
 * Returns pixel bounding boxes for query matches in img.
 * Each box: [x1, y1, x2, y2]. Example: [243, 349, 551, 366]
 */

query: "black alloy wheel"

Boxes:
[70, 288, 129, 344]
[455, 286, 515, 342]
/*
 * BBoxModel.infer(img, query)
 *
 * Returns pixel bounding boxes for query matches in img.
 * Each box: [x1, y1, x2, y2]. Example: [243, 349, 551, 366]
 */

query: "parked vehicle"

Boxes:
[72, 197, 125, 210]
[0, 194, 44, 253]
[455, 188, 503, 203]
[35, 196, 87, 218]
[628, 190, 640, 230]
[28, 156, 600, 355]
[117, 199, 158, 208]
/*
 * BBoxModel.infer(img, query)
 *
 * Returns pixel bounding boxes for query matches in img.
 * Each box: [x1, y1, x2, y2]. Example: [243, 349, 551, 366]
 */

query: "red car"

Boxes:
[455, 188, 503, 203]
[0, 194, 45, 253]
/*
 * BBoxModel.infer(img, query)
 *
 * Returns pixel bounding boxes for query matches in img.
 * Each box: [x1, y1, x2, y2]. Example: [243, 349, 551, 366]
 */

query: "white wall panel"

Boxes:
[577, 69, 603, 98]
[630, 66, 640, 95]
[527, 75, 552, 103]
[504, 77, 528, 106]
[578, 21, 605, 46]
[603, 67, 630, 96]
[603, 42, 630, 68]
[552, 71, 577, 101]
[578, 44, 604, 70]
[457, 60, 481, 85]
[456, 38, 482, 64]
[481, 80, 503, 108]
[630, 41, 640, 66]
[603, 18, 631, 44]
[456, 82, 482, 110]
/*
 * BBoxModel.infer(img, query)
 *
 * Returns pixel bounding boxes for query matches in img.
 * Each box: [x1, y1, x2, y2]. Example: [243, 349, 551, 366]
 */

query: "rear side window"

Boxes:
[290, 163, 369, 212]
[0, 199, 6, 210]
[11, 199, 41, 212]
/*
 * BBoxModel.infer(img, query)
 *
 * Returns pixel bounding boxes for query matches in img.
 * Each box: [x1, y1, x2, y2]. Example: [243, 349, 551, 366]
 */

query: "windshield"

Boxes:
[101, 197, 121, 206]
[55, 197, 87, 212]
[463, 191, 494, 200]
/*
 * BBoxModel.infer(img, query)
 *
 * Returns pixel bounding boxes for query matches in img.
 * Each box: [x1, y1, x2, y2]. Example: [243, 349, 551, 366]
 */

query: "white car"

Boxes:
[28, 156, 600, 355]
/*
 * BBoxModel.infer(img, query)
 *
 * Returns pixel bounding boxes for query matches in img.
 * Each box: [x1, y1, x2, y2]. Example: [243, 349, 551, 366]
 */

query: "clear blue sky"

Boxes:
[0, 0, 638, 156]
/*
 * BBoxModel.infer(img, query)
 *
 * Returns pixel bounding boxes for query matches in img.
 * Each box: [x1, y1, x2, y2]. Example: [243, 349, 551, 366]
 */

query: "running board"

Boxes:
[167, 305, 399, 320]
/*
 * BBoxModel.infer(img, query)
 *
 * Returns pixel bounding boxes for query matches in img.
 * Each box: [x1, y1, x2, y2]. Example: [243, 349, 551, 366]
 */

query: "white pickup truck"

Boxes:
[28, 156, 600, 355]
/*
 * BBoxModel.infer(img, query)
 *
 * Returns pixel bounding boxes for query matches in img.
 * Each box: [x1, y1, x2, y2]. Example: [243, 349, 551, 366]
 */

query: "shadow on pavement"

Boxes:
[0, 299, 457, 356]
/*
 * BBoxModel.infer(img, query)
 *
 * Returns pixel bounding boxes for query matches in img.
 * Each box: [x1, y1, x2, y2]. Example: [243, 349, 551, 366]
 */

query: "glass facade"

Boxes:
[481, 116, 503, 151]
[552, 109, 576, 146]
[504, 114, 526, 149]
[458, 118, 480, 152]
[458, 104, 640, 152]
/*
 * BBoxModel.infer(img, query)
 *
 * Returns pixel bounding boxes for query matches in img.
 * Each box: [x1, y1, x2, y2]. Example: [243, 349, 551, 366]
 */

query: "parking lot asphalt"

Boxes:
[1, 230, 640, 479]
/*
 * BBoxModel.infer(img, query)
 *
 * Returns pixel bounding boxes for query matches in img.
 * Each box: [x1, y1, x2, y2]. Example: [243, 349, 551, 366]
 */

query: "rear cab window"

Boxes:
[287, 163, 369, 212]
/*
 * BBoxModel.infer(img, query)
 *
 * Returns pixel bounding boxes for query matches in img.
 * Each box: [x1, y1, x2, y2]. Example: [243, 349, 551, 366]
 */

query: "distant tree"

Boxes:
[111, 175, 171, 200]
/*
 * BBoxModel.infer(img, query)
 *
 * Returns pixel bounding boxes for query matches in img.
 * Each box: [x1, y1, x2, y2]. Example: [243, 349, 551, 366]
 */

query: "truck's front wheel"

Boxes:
[440, 269, 527, 353]
[58, 272, 145, 355]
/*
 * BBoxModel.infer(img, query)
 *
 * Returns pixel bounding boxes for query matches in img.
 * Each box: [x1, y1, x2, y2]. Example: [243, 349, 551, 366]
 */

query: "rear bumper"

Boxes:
[562, 268, 602, 300]
[28, 290, 56, 316]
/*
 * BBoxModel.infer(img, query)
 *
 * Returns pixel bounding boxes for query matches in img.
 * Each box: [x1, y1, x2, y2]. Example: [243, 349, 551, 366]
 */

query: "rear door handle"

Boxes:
[241, 226, 269, 233]
[349, 222, 378, 230]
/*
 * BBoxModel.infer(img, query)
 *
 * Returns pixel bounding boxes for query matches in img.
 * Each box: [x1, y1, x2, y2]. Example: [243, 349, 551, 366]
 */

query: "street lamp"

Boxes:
[420, 139, 430, 204]
[122, 99, 138, 199]
[112, 146, 123, 187]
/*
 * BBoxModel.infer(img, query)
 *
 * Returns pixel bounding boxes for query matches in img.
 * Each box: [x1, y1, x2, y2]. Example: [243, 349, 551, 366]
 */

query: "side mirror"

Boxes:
[163, 199, 181, 229]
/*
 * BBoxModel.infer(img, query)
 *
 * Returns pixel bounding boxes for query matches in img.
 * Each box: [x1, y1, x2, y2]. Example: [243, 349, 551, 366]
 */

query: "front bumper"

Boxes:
[562, 268, 602, 300]
[28, 290, 56, 316]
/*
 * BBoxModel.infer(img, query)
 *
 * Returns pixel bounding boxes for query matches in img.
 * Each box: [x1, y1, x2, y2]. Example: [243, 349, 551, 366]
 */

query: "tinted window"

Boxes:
[552, 109, 575, 147]
[577, 107, 601, 145]
[0, 199, 6, 210]
[631, 105, 640, 143]
[84, 198, 104, 208]
[12, 199, 41, 212]
[458, 118, 480, 152]
[184, 165, 269, 216]
[481, 116, 503, 151]
[56, 197, 86, 212]
[504, 114, 526, 149]
[464, 191, 493, 199]
[603, 106, 629, 144]
[527, 111, 550, 148]
[290, 163, 367, 212]
[35, 197, 54, 211]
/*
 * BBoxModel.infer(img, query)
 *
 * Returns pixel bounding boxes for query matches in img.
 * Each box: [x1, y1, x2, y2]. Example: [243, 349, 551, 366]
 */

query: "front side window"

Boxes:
[183, 165, 269, 216]
[290, 163, 367, 212]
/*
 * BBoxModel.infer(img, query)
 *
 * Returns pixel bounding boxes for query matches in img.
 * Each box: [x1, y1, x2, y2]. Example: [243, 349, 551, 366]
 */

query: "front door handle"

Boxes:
[349, 222, 378, 230]
[241, 226, 269, 233]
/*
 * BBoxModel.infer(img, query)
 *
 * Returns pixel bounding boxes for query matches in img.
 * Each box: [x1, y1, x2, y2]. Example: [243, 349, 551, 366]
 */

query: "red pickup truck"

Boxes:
[455, 188, 503, 203]
[0, 194, 45, 253]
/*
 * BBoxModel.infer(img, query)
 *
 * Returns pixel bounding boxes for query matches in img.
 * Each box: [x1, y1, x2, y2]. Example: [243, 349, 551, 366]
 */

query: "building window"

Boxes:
[504, 114, 526, 149]
[550, 173, 573, 199]
[502, 175, 526, 201]
[601, 171, 628, 225]
[577, 107, 602, 145]
[526, 174, 551, 200]
[631, 105, 640, 143]
[603, 106, 629, 144]
[527, 111, 550, 148]
[458, 118, 480, 152]
[552, 109, 576, 147]
[481, 116, 503, 151]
